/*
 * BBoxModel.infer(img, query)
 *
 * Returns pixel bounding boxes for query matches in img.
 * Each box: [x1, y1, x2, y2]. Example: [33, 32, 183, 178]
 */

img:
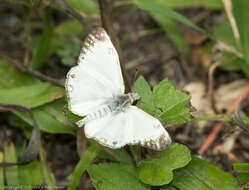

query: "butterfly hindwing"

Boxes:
[84, 106, 171, 150]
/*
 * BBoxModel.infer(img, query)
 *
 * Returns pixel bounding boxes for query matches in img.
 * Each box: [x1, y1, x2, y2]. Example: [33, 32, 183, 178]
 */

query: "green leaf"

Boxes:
[132, 76, 154, 106]
[132, 76, 157, 116]
[233, 163, 249, 183]
[29, 9, 54, 70]
[0, 59, 65, 110]
[236, 173, 249, 183]
[214, 22, 239, 49]
[97, 147, 133, 164]
[19, 160, 43, 186]
[55, 19, 85, 37]
[134, 0, 206, 34]
[243, 116, 249, 124]
[220, 52, 249, 78]
[154, 79, 190, 124]
[14, 100, 76, 135]
[232, 0, 249, 62]
[164, 156, 242, 190]
[0, 60, 39, 88]
[87, 163, 149, 190]
[8, 113, 32, 138]
[234, 163, 249, 171]
[139, 143, 191, 186]
[0, 152, 4, 187]
[56, 41, 81, 67]
[4, 141, 19, 186]
[220, 52, 243, 71]
[133, 77, 191, 125]
[68, 144, 99, 190]
[65, 0, 99, 15]
[0, 83, 64, 108]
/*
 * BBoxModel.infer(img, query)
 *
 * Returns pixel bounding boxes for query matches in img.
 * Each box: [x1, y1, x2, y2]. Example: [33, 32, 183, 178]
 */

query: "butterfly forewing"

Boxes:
[77, 28, 124, 94]
[66, 28, 125, 116]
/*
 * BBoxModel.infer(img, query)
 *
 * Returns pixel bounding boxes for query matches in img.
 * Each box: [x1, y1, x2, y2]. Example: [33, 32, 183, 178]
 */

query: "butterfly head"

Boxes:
[128, 92, 140, 104]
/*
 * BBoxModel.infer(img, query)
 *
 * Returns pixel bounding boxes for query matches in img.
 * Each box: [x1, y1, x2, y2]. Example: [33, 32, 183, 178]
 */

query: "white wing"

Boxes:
[84, 106, 171, 151]
[65, 28, 125, 116]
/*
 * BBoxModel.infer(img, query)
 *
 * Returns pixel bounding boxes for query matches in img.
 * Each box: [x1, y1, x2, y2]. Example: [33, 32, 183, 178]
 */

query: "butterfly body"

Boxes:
[107, 92, 140, 112]
[77, 92, 140, 126]
[65, 28, 171, 150]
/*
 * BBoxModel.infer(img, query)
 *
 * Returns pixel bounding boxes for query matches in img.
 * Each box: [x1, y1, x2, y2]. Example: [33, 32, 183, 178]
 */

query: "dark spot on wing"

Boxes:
[78, 28, 108, 63]
[67, 84, 73, 92]
[70, 74, 76, 78]
[91, 28, 107, 41]
[141, 134, 171, 151]
[107, 47, 114, 55]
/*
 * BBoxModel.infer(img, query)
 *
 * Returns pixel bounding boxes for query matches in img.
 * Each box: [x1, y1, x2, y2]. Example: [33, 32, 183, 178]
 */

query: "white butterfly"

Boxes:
[65, 28, 171, 150]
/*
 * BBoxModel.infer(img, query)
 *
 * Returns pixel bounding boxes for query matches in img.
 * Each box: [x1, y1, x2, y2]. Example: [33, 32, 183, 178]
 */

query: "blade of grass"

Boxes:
[0, 152, 4, 187]
[4, 140, 20, 186]
[68, 144, 99, 190]
[134, 0, 207, 35]
[19, 160, 43, 187]
[40, 146, 56, 189]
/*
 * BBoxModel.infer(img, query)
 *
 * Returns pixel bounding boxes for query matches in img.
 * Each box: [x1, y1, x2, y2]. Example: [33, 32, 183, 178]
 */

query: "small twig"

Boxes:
[53, 0, 91, 33]
[76, 128, 87, 157]
[198, 83, 249, 155]
[0, 52, 64, 88]
[98, 0, 131, 92]
[0, 104, 40, 167]
[222, 0, 240, 43]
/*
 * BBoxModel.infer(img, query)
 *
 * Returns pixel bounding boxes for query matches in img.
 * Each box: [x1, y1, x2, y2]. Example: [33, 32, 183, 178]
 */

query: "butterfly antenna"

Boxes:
[131, 68, 139, 86]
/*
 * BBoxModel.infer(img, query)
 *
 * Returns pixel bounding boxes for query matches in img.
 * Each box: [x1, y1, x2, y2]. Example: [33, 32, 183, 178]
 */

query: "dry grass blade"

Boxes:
[222, 0, 240, 43]
[208, 61, 223, 114]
